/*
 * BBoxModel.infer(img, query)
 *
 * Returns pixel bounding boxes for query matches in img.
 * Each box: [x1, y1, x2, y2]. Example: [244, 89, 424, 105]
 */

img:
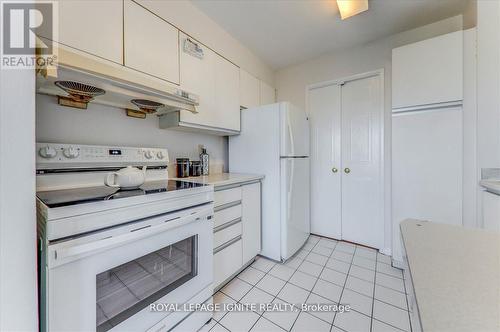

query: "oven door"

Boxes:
[45, 204, 213, 332]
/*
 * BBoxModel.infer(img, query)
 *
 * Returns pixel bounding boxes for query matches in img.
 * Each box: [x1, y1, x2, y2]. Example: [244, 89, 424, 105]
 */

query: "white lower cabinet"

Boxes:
[214, 239, 243, 288]
[482, 191, 500, 232]
[212, 182, 261, 290]
[242, 182, 261, 263]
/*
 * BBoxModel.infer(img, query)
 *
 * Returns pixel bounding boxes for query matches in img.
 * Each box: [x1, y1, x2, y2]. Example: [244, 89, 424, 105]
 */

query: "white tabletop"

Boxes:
[401, 220, 500, 332]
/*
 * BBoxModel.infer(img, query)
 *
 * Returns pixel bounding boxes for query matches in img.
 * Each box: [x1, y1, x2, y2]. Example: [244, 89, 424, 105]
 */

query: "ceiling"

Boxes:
[191, 0, 468, 69]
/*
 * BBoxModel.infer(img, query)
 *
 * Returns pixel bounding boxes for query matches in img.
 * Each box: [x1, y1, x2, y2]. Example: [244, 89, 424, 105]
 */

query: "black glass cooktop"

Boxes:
[37, 180, 205, 208]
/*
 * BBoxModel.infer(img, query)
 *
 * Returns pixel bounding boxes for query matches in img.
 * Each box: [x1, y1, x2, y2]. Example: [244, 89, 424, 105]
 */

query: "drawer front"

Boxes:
[214, 187, 242, 208]
[214, 221, 242, 248]
[214, 238, 242, 287]
[214, 204, 242, 229]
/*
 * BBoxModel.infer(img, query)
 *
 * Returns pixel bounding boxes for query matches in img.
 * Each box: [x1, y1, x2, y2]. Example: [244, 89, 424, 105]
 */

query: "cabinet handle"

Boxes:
[332, 167, 338, 173]
[344, 168, 351, 174]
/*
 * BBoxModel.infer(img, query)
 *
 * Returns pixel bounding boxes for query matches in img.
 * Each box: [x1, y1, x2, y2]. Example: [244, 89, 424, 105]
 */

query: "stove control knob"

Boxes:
[63, 146, 79, 159]
[39, 146, 57, 159]
[157, 151, 164, 159]
[144, 150, 153, 159]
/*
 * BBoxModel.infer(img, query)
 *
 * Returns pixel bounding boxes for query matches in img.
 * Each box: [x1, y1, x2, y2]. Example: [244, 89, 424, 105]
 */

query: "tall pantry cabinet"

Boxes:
[391, 30, 464, 263]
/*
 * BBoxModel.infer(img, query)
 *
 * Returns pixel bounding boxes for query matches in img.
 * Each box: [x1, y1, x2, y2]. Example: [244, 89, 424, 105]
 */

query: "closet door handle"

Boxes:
[332, 167, 338, 173]
[344, 168, 351, 174]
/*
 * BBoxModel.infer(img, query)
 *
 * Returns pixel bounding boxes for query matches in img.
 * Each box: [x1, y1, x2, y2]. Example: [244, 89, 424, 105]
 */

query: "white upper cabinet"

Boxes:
[240, 69, 260, 109]
[215, 55, 240, 131]
[124, 0, 180, 84]
[178, 34, 216, 128]
[260, 81, 276, 105]
[54, 0, 123, 64]
[392, 31, 463, 109]
[178, 33, 240, 133]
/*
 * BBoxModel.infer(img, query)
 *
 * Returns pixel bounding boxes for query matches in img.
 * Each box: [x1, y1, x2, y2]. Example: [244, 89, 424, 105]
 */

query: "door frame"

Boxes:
[305, 69, 387, 252]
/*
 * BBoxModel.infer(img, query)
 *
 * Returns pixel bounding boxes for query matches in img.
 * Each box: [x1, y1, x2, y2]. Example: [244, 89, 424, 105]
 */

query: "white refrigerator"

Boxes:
[229, 102, 310, 261]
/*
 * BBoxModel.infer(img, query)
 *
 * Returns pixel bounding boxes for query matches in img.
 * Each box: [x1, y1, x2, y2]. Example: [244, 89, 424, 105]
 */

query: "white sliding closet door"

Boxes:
[308, 84, 342, 239]
[341, 75, 384, 249]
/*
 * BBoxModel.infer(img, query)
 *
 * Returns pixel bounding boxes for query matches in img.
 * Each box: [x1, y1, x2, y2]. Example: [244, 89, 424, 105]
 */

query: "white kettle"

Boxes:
[104, 166, 147, 190]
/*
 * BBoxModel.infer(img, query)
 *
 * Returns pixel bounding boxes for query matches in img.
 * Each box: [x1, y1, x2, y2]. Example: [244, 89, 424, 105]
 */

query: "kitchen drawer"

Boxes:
[214, 187, 242, 208]
[214, 221, 242, 248]
[214, 238, 243, 287]
[214, 204, 242, 228]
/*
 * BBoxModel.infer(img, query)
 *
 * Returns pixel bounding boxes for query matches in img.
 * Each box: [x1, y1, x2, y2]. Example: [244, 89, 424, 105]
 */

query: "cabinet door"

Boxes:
[260, 81, 276, 105]
[392, 31, 463, 109]
[214, 239, 242, 288]
[240, 69, 260, 109]
[55, 0, 123, 64]
[392, 107, 463, 261]
[179, 33, 240, 131]
[482, 191, 500, 232]
[178, 33, 216, 127]
[124, 0, 179, 84]
[242, 182, 261, 263]
[214, 56, 240, 131]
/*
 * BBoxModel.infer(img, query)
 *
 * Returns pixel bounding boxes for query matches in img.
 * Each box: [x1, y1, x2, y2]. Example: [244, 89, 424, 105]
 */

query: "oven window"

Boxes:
[96, 235, 197, 331]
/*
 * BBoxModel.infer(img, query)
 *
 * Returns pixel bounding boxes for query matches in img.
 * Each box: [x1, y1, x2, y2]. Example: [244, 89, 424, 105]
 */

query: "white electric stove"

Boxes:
[36, 143, 214, 332]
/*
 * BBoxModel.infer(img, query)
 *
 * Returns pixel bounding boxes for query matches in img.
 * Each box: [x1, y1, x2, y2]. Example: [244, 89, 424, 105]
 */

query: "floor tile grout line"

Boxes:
[371, 316, 410, 332]
[214, 240, 317, 332]
[331, 243, 359, 331]
[402, 270, 413, 332]
[369, 252, 378, 332]
[288, 239, 340, 331]
[248, 242, 315, 331]
[213, 237, 399, 332]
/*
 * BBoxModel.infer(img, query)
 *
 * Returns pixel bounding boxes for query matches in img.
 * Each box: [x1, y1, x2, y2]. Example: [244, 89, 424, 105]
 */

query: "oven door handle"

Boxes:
[51, 208, 212, 267]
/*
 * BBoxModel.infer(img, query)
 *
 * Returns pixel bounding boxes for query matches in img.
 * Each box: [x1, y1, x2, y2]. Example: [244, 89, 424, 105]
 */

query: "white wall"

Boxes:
[276, 15, 465, 254]
[0, 69, 38, 331]
[136, 0, 274, 86]
[476, 0, 500, 226]
[36, 95, 227, 175]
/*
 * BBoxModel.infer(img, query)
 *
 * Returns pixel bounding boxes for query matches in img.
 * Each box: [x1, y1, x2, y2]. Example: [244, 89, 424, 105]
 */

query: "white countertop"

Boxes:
[401, 220, 500, 332]
[480, 179, 500, 195]
[173, 173, 264, 188]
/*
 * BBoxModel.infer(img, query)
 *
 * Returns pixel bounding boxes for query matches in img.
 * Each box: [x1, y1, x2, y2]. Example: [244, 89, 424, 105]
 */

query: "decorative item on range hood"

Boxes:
[36, 63, 199, 114]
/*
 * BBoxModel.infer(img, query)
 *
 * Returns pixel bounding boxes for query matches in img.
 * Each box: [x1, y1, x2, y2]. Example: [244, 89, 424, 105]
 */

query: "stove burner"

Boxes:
[37, 180, 205, 208]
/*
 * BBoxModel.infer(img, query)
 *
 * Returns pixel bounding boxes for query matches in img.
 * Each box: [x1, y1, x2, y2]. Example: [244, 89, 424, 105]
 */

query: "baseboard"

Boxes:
[379, 247, 392, 256]
[391, 259, 405, 270]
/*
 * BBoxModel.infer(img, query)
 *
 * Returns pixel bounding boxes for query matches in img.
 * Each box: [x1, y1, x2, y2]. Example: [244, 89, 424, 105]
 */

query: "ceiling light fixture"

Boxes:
[336, 0, 369, 20]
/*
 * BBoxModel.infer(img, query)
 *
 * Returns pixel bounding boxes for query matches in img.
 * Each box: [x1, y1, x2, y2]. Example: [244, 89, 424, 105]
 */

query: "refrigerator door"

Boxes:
[280, 103, 310, 157]
[280, 157, 310, 260]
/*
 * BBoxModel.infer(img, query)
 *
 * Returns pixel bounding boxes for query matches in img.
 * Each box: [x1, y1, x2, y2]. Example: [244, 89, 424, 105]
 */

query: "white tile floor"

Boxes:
[201, 235, 412, 332]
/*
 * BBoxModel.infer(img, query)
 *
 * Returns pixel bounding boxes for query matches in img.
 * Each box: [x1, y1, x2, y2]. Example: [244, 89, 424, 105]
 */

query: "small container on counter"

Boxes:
[176, 158, 190, 178]
[190, 161, 202, 177]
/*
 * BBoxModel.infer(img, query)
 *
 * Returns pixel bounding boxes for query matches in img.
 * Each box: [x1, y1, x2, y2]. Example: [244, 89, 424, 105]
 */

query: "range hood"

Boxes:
[36, 48, 198, 114]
